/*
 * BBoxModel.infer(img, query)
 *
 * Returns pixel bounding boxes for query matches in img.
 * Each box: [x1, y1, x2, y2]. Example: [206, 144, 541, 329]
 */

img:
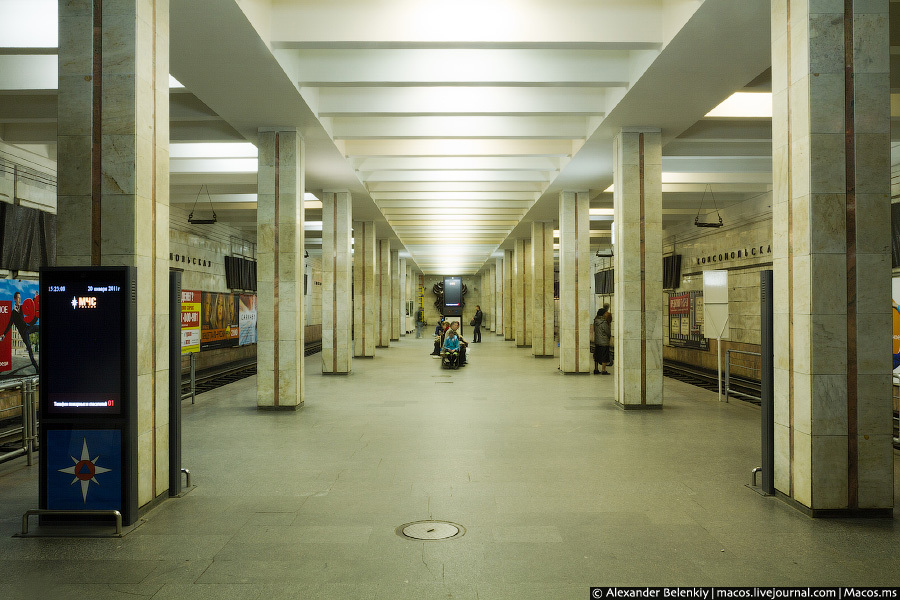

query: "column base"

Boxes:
[138, 489, 171, 518]
[354, 355, 375, 359]
[517, 344, 532, 348]
[615, 401, 663, 411]
[322, 371, 351, 376]
[533, 354, 554, 358]
[258, 403, 304, 411]
[774, 491, 893, 518]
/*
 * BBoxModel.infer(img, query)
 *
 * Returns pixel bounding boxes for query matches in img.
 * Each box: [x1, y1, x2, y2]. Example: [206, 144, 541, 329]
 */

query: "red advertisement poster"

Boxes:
[181, 290, 201, 354]
[0, 279, 40, 378]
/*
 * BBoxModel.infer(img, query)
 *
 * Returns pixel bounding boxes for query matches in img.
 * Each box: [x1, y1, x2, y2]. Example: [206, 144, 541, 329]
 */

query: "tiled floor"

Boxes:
[1, 334, 898, 599]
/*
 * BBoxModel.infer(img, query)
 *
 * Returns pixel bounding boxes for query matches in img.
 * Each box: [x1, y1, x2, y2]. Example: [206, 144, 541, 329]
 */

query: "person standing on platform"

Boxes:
[593, 310, 612, 375]
[415, 306, 425, 338]
[472, 305, 483, 343]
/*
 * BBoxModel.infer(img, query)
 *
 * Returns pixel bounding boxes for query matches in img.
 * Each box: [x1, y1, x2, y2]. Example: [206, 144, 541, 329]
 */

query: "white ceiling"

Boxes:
[1, 0, 899, 274]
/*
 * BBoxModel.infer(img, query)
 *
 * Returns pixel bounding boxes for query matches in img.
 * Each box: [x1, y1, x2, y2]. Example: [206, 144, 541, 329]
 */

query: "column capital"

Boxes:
[258, 126, 300, 134]
[618, 126, 661, 134]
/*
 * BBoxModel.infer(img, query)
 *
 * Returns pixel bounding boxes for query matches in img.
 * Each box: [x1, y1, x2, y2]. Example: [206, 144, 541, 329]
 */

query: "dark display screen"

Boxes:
[444, 277, 462, 306]
[43, 273, 125, 415]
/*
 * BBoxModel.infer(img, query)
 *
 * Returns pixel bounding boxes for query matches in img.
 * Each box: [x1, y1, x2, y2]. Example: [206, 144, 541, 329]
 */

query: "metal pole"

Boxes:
[724, 350, 730, 404]
[24, 380, 33, 466]
[190, 352, 196, 404]
[717, 337, 722, 402]
[760, 270, 775, 495]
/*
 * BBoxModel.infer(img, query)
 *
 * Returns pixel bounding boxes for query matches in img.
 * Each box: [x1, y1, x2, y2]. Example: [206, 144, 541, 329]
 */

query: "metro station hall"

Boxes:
[1, 1, 899, 598]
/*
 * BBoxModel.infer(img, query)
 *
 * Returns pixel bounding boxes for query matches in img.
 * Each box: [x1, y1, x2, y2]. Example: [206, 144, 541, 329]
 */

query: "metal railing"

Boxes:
[724, 350, 762, 404]
[181, 352, 197, 404]
[0, 376, 39, 466]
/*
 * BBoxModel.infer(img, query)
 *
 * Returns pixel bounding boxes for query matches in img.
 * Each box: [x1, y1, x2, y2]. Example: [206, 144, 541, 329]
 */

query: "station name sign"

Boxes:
[695, 244, 771, 266]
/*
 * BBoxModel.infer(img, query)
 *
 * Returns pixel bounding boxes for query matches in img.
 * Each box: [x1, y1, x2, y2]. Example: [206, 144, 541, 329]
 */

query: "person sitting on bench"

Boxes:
[448, 321, 468, 365]
[431, 321, 450, 356]
[442, 330, 461, 368]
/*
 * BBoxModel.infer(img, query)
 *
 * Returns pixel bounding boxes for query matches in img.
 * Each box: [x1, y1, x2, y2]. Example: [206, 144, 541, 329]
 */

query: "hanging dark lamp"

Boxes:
[188, 184, 218, 224]
[694, 183, 723, 228]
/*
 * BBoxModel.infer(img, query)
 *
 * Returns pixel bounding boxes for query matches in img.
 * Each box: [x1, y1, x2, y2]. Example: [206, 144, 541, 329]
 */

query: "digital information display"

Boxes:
[43, 277, 125, 414]
[40, 266, 137, 525]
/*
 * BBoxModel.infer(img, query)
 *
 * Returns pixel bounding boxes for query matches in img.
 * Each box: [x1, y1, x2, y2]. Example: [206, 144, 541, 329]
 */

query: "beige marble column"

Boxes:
[321, 190, 352, 374]
[353, 221, 375, 357]
[488, 260, 502, 333]
[376, 239, 391, 348]
[481, 270, 488, 328]
[613, 128, 663, 409]
[391, 250, 401, 340]
[771, 0, 892, 514]
[559, 192, 592, 373]
[532, 222, 553, 357]
[257, 129, 305, 410]
[514, 238, 529, 347]
[494, 257, 504, 336]
[504, 249, 514, 340]
[399, 257, 407, 337]
[57, 0, 171, 504]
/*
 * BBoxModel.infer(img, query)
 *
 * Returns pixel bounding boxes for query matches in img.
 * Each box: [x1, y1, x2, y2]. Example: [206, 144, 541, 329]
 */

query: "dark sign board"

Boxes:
[39, 267, 138, 525]
[443, 277, 462, 316]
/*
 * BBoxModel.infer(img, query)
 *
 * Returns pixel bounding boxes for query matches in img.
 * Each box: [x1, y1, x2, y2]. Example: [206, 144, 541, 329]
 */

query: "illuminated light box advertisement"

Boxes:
[181, 290, 201, 354]
[238, 294, 257, 346]
[0, 279, 40, 380]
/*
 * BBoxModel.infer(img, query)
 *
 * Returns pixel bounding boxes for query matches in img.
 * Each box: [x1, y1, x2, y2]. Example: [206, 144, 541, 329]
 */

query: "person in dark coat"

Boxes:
[472, 305, 483, 342]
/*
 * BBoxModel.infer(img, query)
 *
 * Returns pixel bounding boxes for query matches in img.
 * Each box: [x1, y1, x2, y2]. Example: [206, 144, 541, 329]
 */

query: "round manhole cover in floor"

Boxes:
[397, 520, 465, 541]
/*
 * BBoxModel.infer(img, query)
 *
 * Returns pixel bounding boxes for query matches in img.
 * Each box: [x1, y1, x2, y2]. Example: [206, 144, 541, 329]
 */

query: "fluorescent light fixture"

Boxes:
[304, 221, 323, 231]
[553, 243, 560, 250]
[169, 75, 185, 89]
[705, 92, 772, 118]
[590, 208, 614, 216]
[0, 0, 57, 47]
[170, 143, 258, 158]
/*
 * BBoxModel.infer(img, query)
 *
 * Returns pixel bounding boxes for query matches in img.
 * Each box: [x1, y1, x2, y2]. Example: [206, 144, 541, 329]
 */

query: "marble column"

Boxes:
[504, 249, 514, 340]
[559, 192, 592, 373]
[57, 0, 171, 504]
[353, 221, 375, 357]
[399, 257, 407, 336]
[771, 0, 892, 514]
[494, 257, 504, 336]
[532, 222, 553, 357]
[257, 129, 305, 410]
[488, 263, 497, 333]
[613, 128, 663, 408]
[481, 270, 488, 329]
[514, 238, 529, 347]
[391, 250, 401, 340]
[321, 190, 352, 374]
[376, 239, 391, 347]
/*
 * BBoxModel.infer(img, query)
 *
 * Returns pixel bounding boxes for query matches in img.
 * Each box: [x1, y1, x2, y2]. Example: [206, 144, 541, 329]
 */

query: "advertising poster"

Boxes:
[181, 290, 201, 354]
[239, 294, 257, 346]
[0, 279, 40, 379]
[667, 290, 709, 351]
[200, 291, 239, 350]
